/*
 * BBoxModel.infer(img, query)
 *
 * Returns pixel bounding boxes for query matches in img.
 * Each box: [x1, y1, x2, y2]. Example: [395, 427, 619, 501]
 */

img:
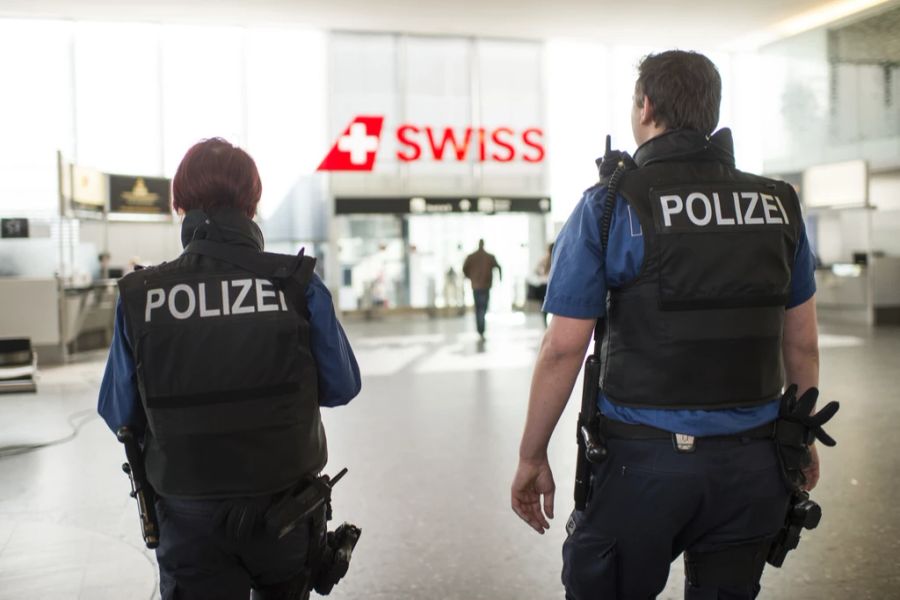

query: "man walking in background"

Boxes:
[463, 239, 502, 340]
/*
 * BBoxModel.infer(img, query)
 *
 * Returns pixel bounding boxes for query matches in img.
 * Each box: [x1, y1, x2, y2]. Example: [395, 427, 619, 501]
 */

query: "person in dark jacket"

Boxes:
[462, 239, 502, 339]
[98, 138, 361, 600]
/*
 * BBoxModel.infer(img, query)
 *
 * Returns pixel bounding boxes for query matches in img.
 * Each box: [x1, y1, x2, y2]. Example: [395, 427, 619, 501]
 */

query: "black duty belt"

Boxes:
[599, 415, 775, 442]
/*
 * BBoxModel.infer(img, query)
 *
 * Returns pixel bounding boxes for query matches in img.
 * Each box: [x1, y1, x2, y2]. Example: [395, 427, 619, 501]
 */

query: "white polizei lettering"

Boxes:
[761, 194, 784, 224]
[221, 281, 231, 315]
[256, 279, 279, 312]
[198, 283, 221, 317]
[712, 193, 735, 225]
[732, 192, 744, 225]
[660, 195, 684, 227]
[742, 192, 764, 225]
[231, 279, 254, 314]
[145, 289, 165, 322]
[774, 195, 790, 224]
[686, 193, 713, 226]
[168, 284, 196, 320]
[278, 290, 288, 311]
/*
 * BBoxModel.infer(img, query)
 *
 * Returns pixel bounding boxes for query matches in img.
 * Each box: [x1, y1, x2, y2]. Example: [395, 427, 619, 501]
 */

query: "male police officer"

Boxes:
[98, 138, 361, 600]
[511, 51, 822, 598]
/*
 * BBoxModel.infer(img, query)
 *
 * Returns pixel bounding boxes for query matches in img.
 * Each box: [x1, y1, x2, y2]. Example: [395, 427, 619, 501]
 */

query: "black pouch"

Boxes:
[774, 418, 812, 491]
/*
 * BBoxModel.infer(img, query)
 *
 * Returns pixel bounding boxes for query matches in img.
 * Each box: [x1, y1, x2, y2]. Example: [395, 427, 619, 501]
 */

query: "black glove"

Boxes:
[779, 385, 840, 447]
[775, 385, 840, 491]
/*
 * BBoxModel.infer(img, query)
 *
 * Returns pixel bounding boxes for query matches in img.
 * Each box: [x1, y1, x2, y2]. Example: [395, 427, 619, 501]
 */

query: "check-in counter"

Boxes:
[871, 256, 900, 324]
[62, 280, 118, 352]
[814, 256, 900, 325]
[0, 278, 64, 363]
[0, 277, 117, 364]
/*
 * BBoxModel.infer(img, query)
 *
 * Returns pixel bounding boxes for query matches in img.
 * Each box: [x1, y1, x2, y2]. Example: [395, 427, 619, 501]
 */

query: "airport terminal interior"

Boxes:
[1, 0, 899, 598]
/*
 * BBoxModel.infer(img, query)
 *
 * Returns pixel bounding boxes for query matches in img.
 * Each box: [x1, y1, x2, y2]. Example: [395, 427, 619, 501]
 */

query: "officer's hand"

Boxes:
[511, 458, 555, 534]
[802, 443, 820, 491]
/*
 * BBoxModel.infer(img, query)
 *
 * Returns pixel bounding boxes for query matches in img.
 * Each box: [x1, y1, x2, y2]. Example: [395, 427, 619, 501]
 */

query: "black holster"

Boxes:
[313, 522, 362, 595]
[265, 475, 335, 540]
[774, 417, 813, 491]
[262, 472, 361, 596]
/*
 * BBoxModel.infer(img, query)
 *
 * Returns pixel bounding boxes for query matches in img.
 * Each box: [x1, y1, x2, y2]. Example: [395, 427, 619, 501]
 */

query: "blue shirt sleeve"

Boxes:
[787, 221, 816, 308]
[543, 187, 644, 318]
[307, 275, 361, 407]
[97, 298, 145, 434]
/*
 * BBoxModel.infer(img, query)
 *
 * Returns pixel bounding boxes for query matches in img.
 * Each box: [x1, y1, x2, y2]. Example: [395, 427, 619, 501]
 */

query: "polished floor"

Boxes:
[0, 311, 897, 599]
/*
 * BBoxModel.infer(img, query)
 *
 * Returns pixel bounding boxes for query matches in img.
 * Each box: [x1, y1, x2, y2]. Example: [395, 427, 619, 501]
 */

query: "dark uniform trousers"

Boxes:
[562, 436, 791, 599]
[156, 496, 324, 600]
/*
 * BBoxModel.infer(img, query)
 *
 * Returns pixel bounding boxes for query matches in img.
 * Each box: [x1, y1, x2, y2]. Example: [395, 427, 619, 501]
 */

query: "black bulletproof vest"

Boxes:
[118, 241, 325, 499]
[599, 129, 803, 410]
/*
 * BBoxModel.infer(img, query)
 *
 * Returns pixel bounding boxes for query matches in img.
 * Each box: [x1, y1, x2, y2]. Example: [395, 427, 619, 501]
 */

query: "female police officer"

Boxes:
[98, 138, 361, 599]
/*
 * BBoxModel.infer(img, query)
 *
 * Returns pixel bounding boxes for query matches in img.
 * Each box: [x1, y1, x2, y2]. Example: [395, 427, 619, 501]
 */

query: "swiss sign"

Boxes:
[317, 116, 385, 171]
[317, 115, 545, 172]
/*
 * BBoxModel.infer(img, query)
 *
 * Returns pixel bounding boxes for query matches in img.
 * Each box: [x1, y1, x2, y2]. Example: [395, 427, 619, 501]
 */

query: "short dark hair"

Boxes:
[635, 51, 721, 135]
[172, 138, 262, 218]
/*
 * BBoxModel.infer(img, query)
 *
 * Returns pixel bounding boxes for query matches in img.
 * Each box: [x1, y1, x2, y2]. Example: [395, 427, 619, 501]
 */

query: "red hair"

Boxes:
[172, 138, 262, 218]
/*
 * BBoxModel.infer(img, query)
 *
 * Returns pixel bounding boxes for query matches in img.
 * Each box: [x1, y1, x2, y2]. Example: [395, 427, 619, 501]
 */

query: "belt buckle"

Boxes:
[673, 433, 696, 453]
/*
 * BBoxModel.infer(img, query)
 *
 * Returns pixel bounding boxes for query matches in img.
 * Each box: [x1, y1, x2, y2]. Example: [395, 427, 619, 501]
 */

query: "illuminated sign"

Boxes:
[109, 175, 171, 217]
[317, 115, 545, 171]
[334, 196, 550, 215]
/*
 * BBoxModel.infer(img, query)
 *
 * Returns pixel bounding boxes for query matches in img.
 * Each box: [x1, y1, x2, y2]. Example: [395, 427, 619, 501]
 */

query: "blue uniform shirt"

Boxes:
[98, 273, 361, 434]
[544, 186, 817, 436]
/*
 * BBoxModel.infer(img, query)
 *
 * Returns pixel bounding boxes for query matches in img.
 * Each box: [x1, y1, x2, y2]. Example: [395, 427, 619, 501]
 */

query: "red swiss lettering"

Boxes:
[426, 127, 473, 161]
[522, 128, 545, 163]
[477, 127, 487, 162]
[396, 125, 422, 162]
[390, 123, 546, 163]
[490, 127, 515, 162]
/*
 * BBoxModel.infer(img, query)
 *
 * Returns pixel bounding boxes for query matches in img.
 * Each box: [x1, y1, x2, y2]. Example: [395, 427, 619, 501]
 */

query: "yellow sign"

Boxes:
[120, 177, 160, 206]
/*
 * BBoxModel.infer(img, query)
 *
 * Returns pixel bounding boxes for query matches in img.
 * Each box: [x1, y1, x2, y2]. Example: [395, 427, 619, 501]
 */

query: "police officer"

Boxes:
[98, 138, 361, 600]
[511, 51, 822, 598]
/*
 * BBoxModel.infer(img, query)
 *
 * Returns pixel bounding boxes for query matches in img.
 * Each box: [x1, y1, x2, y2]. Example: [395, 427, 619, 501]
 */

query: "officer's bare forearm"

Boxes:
[519, 317, 594, 461]
[783, 297, 819, 396]
[784, 344, 819, 396]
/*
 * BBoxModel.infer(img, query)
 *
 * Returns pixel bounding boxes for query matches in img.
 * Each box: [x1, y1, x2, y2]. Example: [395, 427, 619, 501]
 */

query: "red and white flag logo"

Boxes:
[317, 116, 384, 172]
[317, 115, 545, 171]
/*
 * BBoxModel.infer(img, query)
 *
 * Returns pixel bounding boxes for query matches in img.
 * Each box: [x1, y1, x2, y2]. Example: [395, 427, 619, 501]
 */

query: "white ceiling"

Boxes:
[0, 0, 894, 48]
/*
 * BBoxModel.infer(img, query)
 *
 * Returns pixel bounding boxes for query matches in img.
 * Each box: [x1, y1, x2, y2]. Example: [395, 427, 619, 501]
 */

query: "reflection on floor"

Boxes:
[0, 312, 897, 599]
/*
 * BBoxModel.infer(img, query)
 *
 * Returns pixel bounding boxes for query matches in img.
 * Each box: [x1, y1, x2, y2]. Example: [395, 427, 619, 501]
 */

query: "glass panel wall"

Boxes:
[0, 20, 73, 218]
[75, 22, 163, 176]
[160, 26, 245, 176]
[760, 4, 900, 174]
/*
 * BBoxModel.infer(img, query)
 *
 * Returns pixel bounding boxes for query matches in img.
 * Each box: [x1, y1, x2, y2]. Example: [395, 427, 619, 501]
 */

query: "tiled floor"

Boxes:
[0, 311, 897, 599]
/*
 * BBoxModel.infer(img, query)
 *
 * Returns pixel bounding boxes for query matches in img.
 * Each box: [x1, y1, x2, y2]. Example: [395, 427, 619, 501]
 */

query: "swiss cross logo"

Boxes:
[317, 115, 545, 172]
[317, 116, 385, 171]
